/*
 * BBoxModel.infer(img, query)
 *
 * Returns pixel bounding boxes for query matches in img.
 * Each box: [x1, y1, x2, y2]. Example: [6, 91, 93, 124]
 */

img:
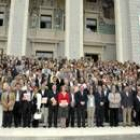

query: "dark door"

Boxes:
[85, 53, 99, 62]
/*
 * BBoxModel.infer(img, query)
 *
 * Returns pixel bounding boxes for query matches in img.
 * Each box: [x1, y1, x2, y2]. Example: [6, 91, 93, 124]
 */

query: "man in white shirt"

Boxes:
[13, 83, 22, 127]
[66, 87, 75, 127]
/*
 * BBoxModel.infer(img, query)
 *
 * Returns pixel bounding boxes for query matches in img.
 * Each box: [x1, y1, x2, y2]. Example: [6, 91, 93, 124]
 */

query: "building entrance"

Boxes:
[85, 53, 99, 62]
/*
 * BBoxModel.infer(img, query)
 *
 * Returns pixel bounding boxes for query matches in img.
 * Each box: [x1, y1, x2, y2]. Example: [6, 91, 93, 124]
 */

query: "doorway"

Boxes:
[36, 51, 53, 59]
[85, 53, 99, 62]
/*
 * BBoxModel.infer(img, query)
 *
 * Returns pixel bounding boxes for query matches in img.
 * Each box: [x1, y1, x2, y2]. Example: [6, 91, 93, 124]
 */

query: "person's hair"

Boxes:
[2, 82, 10, 91]
[111, 84, 119, 93]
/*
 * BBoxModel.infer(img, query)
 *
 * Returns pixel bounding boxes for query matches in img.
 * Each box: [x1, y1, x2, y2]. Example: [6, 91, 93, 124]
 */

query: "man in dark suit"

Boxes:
[121, 85, 134, 126]
[95, 85, 105, 127]
[21, 84, 32, 127]
[134, 86, 140, 126]
[103, 84, 110, 123]
[75, 85, 88, 127]
[13, 83, 22, 127]
[48, 84, 58, 128]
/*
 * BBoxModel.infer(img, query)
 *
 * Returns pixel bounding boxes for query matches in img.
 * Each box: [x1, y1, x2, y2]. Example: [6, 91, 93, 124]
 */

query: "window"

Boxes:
[40, 15, 52, 29]
[87, 0, 97, 3]
[0, 12, 4, 26]
[86, 18, 97, 32]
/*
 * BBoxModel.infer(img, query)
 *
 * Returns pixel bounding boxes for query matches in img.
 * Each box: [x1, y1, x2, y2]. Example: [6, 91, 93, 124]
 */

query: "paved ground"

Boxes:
[0, 127, 140, 138]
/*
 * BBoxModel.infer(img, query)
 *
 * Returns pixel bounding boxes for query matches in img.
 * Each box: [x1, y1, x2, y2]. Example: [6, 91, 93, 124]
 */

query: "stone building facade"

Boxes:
[0, 0, 140, 63]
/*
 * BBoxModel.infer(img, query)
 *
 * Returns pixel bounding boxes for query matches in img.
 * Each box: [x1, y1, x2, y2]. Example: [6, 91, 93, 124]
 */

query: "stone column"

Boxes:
[65, 0, 83, 59]
[128, 0, 140, 63]
[114, 0, 132, 62]
[7, 0, 29, 56]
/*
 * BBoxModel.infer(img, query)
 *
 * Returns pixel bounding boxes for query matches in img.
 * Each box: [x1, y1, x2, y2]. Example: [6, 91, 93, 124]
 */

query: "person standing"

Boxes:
[108, 85, 121, 127]
[13, 83, 22, 127]
[121, 85, 134, 126]
[134, 86, 140, 126]
[75, 85, 88, 128]
[32, 86, 42, 127]
[87, 86, 95, 127]
[48, 84, 58, 128]
[66, 86, 76, 127]
[21, 85, 32, 128]
[103, 84, 110, 123]
[0, 83, 3, 127]
[1, 83, 15, 128]
[39, 81, 49, 127]
[26, 83, 33, 127]
[95, 85, 105, 127]
[58, 85, 70, 128]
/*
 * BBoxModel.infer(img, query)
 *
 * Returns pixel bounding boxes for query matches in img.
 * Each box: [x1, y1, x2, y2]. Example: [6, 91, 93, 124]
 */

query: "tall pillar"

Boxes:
[7, 0, 29, 56]
[65, 0, 83, 59]
[128, 0, 140, 63]
[114, 0, 132, 62]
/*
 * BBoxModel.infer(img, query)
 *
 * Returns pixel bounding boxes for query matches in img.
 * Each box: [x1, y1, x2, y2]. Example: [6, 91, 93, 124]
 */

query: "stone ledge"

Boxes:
[0, 127, 140, 137]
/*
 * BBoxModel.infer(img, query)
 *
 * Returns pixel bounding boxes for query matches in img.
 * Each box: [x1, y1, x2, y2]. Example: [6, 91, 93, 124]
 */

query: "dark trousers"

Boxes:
[76, 106, 86, 127]
[135, 110, 140, 126]
[66, 106, 75, 127]
[48, 105, 58, 127]
[32, 119, 39, 128]
[104, 102, 109, 122]
[13, 101, 22, 127]
[22, 101, 32, 127]
[110, 108, 119, 127]
[96, 107, 104, 127]
[3, 111, 13, 128]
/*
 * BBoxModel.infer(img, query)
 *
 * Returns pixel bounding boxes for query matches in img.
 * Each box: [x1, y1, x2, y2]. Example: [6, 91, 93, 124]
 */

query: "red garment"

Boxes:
[58, 92, 70, 104]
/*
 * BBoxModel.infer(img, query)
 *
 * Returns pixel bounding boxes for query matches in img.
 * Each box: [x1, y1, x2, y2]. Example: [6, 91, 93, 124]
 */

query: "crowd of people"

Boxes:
[0, 56, 140, 128]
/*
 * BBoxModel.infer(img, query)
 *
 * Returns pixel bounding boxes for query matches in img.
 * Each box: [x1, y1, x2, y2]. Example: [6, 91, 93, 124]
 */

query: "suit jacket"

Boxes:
[95, 91, 105, 109]
[48, 81, 61, 92]
[21, 90, 32, 102]
[14, 90, 22, 102]
[49, 90, 58, 106]
[134, 95, 140, 112]
[1, 92, 15, 111]
[103, 89, 110, 104]
[75, 90, 88, 108]
[121, 91, 134, 108]
[69, 93, 76, 108]
[39, 89, 50, 107]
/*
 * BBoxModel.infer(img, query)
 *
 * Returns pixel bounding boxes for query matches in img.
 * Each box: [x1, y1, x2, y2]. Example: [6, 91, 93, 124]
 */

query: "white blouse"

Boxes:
[87, 95, 95, 108]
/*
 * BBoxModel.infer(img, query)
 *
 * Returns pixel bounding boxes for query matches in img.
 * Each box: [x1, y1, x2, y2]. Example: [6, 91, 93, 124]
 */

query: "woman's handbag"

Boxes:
[33, 111, 42, 120]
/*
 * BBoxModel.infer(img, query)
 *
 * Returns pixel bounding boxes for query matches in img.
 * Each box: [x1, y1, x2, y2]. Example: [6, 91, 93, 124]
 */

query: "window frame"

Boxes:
[85, 18, 98, 32]
[0, 12, 4, 27]
[86, 0, 97, 3]
[40, 14, 53, 29]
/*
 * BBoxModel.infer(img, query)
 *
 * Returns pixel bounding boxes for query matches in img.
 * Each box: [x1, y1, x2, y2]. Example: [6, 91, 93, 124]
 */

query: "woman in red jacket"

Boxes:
[58, 85, 70, 128]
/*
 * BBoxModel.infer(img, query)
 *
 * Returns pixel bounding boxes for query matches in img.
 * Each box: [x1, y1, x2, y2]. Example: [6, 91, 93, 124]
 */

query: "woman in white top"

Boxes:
[108, 85, 121, 127]
[87, 86, 95, 127]
[31, 86, 42, 128]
